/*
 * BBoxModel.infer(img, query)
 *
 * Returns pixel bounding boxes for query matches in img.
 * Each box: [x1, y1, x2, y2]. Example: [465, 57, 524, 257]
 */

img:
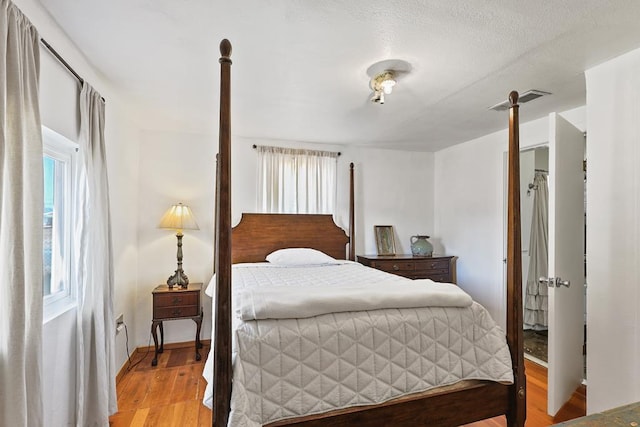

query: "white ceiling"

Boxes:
[37, 0, 640, 151]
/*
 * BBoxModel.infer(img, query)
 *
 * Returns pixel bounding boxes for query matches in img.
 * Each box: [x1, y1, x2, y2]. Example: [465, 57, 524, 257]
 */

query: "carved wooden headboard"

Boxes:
[231, 213, 350, 263]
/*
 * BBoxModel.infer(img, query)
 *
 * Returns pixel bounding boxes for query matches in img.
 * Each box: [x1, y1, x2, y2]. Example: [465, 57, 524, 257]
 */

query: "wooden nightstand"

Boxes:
[151, 283, 203, 366]
[357, 254, 457, 283]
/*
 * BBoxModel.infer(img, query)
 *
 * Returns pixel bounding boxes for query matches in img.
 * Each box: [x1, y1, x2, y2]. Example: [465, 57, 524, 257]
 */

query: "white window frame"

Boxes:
[42, 126, 78, 323]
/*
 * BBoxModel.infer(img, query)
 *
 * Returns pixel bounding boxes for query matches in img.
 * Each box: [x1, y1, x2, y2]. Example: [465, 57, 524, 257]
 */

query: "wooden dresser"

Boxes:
[357, 254, 457, 283]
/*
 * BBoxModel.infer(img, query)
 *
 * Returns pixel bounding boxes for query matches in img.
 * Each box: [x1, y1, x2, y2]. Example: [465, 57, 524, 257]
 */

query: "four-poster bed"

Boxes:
[210, 39, 525, 427]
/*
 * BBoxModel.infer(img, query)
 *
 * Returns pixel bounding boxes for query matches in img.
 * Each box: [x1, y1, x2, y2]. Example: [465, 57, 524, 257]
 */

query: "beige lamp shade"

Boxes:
[158, 203, 200, 232]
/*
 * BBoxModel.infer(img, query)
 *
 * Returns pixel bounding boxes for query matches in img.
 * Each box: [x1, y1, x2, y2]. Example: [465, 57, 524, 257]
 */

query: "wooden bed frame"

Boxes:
[212, 39, 525, 427]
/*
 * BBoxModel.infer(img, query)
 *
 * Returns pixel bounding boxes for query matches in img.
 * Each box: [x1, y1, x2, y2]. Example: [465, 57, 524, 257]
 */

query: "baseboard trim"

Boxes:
[116, 347, 137, 384]
[136, 339, 211, 353]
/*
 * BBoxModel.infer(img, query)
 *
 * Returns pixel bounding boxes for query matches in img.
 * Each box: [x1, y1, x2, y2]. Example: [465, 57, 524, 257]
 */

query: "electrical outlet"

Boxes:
[115, 313, 124, 334]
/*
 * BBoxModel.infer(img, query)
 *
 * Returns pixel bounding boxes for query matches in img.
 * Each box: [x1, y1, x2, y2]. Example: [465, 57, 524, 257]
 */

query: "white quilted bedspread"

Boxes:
[203, 262, 513, 427]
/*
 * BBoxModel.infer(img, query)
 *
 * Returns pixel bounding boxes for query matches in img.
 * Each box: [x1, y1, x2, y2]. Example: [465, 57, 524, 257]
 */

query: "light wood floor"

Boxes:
[110, 344, 585, 427]
[109, 344, 212, 427]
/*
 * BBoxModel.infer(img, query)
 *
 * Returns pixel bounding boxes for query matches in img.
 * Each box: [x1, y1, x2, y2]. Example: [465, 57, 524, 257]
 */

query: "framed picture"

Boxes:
[374, 225, 396, 256]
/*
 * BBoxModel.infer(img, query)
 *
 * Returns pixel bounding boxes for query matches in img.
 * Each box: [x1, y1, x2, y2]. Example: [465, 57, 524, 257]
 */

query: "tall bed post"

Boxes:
[506, 91, 526, 426]
[213, 39, 233, 427]
[348, 162, 355, 261]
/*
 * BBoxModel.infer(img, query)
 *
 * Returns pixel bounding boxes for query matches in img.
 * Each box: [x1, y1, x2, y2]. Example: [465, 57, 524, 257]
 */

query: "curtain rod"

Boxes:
[252, 144, 341, 156]
[39, 38, 105, 103]
[40, 38, 83, 84]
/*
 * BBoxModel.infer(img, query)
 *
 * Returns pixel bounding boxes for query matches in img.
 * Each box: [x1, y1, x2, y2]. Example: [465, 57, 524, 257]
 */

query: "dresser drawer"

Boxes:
[414, 258, 450, 271]
[154, 292, 199, 307]
[373, 260, 415, 273]
[154, 305, 199, 319]
[424, 274, 451, 283]
[358, 255, 457, 283]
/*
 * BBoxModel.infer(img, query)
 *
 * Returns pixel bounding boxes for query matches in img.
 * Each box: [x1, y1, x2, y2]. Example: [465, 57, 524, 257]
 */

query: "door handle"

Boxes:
[539, 277, 571, 288]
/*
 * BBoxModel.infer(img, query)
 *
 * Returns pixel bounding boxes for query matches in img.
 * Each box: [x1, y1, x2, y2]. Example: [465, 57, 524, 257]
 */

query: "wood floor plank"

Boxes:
[198, 402, 213, 427]
[130, 408, 150, 427]
[109, 409, 137, 427]
[196, 375, 208, 400]
[166, 347, 190, 368]
[117, 370, 155, 412]
[141, 368, 179, 408]
[172, 365, 201, 402]
[141, 404, 164, 427]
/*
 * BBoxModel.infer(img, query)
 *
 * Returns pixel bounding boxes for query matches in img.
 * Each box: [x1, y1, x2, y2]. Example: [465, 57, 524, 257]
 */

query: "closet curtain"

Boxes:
[524, 171, 549, 330]
[0, 1, 44, 425]
[256, 145, 338, 214]
[75, 82, 117, 425]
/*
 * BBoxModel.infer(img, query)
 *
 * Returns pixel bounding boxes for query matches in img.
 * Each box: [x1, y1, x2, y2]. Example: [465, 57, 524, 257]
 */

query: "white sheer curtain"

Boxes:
[75, 82, 117, 425]
[256, 145, 338, 214]
[0, 1, 43, 425]
[524, 171, 549, 330]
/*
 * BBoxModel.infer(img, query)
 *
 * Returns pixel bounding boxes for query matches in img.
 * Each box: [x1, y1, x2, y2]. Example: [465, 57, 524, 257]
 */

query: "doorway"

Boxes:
[518, 145, 587, 375]
[520, 146, 550, 365]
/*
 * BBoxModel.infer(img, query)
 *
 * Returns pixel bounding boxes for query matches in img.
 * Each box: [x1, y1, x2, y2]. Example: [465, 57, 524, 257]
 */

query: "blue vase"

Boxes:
[410, 235, 433, 257]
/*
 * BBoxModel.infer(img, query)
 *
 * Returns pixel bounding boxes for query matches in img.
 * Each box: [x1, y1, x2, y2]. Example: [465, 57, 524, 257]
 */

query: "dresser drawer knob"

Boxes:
[172, 297, 182, 304]
[393, 264, 400, 271]
[172, 309, 182, 316]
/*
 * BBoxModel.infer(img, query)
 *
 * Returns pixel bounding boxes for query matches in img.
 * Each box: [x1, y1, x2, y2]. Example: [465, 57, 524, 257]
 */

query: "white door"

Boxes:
[546, 113, 585, 416]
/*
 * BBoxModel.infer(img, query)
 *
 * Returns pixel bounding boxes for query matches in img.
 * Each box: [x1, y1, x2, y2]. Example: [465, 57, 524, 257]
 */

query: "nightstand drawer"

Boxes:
[373, 261, 415, 272]
[154, 293, 199, 307]
[154, 305, 199, 319]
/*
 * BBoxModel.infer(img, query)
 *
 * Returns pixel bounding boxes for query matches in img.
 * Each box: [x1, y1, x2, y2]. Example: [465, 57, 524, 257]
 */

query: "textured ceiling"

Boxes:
[36, 0, 640, 151]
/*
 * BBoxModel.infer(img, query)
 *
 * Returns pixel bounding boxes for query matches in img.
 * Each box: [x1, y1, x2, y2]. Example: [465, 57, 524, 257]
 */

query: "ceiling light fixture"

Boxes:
[370, 70, 397, 104]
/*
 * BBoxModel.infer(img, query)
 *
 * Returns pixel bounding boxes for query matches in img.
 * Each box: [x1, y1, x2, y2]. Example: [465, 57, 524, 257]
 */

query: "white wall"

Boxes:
[230, 138, 435, 256]
[136, 130, 215, 347]
[107, 104, 141, 373]
[585, 47, 640, 413]
[14, 1, 141, 424]
[434, 108, 585, 330]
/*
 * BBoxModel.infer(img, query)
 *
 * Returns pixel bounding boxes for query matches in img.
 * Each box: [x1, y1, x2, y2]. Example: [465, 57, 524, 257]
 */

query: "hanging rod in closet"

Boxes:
[40, 38, 105, 102]
[527, 169, 548, 195]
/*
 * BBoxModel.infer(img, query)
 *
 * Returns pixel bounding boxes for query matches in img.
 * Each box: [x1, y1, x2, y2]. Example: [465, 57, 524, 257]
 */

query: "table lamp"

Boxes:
[158, 202, 199, 288]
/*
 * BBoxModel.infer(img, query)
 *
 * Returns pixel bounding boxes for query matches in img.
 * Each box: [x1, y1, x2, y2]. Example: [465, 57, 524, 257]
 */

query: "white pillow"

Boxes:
[265, 248, 340, 265]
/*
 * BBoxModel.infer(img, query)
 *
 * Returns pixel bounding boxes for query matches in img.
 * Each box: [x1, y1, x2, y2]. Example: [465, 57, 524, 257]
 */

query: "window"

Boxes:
[42, 127, 77, 321]
[256, 145, 338, 214]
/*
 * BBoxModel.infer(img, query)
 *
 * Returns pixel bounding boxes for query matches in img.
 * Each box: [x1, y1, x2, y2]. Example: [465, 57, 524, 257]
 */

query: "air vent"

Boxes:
[489, 89, 551, 111]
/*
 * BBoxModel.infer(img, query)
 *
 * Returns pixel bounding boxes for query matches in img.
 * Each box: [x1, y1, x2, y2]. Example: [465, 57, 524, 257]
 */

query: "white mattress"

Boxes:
[203, 262, 513, 427]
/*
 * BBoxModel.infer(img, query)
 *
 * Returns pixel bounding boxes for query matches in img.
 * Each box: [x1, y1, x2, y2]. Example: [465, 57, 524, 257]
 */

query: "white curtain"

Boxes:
[524, 171, 549, 330]
[256, 145, 338, 214]
[75, 82, 117, 425]
[0, 1, 43, 425]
